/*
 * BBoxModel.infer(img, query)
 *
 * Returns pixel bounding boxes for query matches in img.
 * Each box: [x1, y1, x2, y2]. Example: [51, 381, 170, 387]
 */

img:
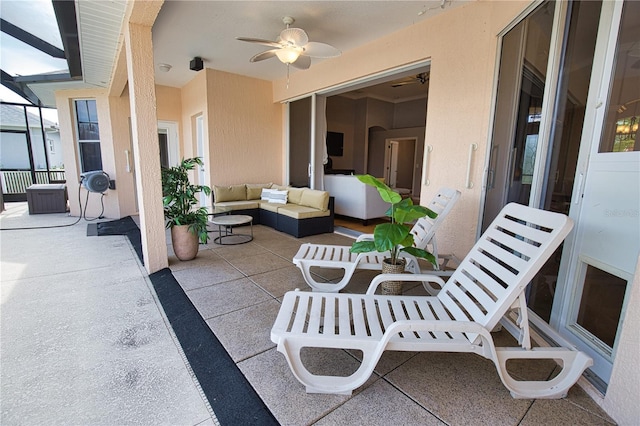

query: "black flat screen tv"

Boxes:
[326, 131, 344, 157]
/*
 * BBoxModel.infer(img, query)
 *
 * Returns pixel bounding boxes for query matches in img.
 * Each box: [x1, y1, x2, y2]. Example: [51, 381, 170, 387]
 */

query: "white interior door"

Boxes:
[387, 140, 399, 187]
[554, 0, 640, 384]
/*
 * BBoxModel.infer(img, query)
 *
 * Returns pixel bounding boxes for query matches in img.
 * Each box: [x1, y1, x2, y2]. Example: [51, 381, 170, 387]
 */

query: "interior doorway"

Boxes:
[385, 138, 417, 196]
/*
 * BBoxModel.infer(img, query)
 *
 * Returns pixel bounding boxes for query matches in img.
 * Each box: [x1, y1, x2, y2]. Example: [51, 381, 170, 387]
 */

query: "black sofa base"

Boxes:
[215, 198, 334, 238]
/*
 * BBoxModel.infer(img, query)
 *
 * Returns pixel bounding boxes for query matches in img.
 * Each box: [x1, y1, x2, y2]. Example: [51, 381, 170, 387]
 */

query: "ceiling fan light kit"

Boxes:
[275, 46, 303, 64]
[237, 16, 341, 70]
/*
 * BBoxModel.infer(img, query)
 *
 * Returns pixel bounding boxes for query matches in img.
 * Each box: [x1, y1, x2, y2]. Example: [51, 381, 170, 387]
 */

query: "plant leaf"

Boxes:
[402, 246, 437, 267]
[355, 175, 402, 204]
[350, 240, 376, 253]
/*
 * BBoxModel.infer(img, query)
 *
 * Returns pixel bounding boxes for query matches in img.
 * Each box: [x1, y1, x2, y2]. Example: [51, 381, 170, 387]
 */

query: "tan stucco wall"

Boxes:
[272, 0, 530, 257]
[156, 85, 182, 122]
[107, 89, 137, 218]
[205, 69, 283, 186]
[180, 70, 208, 180]
[55, 89, 123, 219]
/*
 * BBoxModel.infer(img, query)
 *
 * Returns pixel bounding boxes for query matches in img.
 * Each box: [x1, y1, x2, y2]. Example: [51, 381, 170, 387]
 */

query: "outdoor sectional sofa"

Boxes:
[212, 183, 334, 238]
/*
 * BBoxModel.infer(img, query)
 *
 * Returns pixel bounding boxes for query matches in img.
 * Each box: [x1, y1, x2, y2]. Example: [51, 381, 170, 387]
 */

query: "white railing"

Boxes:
[0, 170, 66, 194]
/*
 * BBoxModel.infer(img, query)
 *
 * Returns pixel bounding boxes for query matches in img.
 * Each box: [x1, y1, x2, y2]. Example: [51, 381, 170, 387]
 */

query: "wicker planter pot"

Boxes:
[381, 258, 406, 295]
[171, 224, 199, 261]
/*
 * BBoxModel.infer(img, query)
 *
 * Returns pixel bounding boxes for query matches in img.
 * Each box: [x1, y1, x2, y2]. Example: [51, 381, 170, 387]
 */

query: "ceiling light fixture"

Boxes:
[158, 63, 172, 72]
[275, 45, 303, 64]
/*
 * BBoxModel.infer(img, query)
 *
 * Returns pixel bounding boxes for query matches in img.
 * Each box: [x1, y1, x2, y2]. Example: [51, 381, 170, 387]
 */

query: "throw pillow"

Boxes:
[247, 183, 272, 200]
[269, 189, 288, 204]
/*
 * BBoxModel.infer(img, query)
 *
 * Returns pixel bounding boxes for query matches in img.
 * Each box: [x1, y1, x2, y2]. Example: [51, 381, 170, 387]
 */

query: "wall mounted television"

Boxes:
[326, 131, 344, 157]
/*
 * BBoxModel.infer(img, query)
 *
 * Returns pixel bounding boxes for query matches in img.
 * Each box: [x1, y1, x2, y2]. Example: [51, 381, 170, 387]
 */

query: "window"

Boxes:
[75, 99, 102, 172]
[48, 139, 55, 154]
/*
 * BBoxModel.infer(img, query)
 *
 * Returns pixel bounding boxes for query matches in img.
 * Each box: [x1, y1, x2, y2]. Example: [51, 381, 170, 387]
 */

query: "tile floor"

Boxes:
[169, 223, 617, 426]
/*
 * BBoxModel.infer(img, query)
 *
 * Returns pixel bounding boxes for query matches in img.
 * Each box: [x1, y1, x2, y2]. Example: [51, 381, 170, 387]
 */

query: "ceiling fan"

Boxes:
[237, 16, 341, 70]
[391, 73, 429, 88]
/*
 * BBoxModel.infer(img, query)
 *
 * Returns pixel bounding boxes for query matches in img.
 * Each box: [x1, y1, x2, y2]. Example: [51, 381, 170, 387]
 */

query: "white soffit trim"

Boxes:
[76, 0, 128, 88]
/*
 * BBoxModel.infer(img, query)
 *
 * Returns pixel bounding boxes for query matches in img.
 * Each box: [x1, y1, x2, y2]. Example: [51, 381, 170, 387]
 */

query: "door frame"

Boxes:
[157, 120, 179, 167]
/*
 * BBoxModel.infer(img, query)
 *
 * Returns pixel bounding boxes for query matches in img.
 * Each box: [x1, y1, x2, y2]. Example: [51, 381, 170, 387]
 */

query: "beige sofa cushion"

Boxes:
[286, 187, 305, 205]
[246, 183, 272, 200]
[299, 189, 330, 211]
[258, 200, 280, 213]
[277, 204, 331, 219]
[213, 184, 246, 202]
[214, 200, 260, 210]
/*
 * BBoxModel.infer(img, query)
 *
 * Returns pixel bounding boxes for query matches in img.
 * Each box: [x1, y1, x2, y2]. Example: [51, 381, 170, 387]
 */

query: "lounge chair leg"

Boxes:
[493, 347, 593, 399]
[298, 264, 358, 292]
[277, 339, 381, 395]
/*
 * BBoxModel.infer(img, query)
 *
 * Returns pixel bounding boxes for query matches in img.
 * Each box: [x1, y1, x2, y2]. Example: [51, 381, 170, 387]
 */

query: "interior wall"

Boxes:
[369, 127, 426, 195]
[326, 95, 427, 183]
[326, 96, 356, 171]
[394, 98, 428, 128]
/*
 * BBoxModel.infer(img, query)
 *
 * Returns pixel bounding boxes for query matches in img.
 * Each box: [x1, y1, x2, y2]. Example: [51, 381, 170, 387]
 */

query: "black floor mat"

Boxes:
[150, 268, 278, 426]
[93, 216, 143, 263]
[95, 217, 278, 425]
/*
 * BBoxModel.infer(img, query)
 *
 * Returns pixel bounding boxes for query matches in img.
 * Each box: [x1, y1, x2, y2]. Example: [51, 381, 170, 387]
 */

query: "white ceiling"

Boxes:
[28, 0, 468, 107]
[151, 1, 466, 94]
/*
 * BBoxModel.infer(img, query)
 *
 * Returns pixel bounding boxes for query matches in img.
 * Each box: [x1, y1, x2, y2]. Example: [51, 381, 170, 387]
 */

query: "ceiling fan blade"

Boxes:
[279, 28, 308, 46]
[250, 50, 278, 62]
[236, 37, 282, 49]
[301, 42, 341, 58]
[290, 55, 311, 70]
[391, 80, 418, 87]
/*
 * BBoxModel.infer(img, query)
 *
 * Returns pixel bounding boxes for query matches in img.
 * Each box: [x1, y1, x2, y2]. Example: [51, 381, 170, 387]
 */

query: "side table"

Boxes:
[209, 214, 253, 245]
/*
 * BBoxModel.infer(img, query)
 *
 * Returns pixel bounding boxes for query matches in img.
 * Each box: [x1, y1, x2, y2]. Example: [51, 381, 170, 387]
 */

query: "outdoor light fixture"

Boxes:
[158, 63, 172, 72]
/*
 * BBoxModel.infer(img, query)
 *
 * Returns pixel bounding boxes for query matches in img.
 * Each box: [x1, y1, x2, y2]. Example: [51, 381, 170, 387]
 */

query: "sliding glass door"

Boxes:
[483, 0, 639, 386]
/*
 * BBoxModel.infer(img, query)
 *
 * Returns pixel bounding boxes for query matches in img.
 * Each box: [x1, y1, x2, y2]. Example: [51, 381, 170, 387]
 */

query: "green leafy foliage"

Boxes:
[349, 174, 437, 267]
[161, 157, 211, 244]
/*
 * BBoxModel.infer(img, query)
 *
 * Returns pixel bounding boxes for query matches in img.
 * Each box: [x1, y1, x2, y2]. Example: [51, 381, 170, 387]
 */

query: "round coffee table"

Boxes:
[209, 214, 253, 245]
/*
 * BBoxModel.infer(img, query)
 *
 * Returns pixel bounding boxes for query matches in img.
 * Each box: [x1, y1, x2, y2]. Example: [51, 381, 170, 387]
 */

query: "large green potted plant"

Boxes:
[350, 174, 437, 294]
[161, 157, 211, 261]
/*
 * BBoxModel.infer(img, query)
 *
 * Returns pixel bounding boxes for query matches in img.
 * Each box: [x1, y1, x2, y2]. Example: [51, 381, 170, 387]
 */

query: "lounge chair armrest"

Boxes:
[355, 233, 375, 242]
[366, 273, 446, 295]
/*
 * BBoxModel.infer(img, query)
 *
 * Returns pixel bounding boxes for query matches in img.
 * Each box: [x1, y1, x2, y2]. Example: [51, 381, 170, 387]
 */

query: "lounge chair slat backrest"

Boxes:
[436, 203, 573, 336]
[409, 188, 461, 249]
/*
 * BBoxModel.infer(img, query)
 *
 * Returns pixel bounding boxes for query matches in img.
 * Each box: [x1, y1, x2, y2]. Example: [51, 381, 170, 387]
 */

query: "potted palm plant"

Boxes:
[350, 174, 437, 294]
[161, 157, 211, 261]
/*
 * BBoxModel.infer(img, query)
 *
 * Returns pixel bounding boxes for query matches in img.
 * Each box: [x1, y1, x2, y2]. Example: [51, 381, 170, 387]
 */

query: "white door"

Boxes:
[195, 115, 206, 208]
[387, 141, 399, 187]
[554, 0, 640, 383]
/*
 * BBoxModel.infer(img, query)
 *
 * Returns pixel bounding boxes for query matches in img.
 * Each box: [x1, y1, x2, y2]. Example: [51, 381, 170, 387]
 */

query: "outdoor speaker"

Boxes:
[190, 57, 203, 71]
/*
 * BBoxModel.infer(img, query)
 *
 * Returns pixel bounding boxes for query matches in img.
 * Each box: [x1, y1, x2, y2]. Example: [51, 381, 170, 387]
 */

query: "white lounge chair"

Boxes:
[272, 203, 592, 398]
[293, 187, 461, 292]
